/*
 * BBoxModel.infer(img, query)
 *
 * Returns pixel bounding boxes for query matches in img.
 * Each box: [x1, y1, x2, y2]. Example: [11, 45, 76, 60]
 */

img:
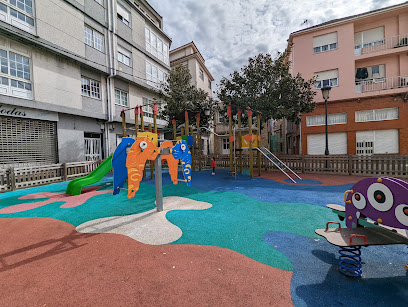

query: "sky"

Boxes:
[148, 0, 405, 93]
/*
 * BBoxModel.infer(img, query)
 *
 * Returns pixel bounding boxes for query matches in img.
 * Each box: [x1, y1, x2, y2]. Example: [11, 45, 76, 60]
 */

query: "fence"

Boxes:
[0, 160, 102, 193]
[2, 154, 407, 193]
[198, 154, 408, 177]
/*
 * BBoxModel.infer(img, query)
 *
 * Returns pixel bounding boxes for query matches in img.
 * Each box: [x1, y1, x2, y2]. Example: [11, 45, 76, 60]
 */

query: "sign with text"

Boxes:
[0, 103, 58, 122]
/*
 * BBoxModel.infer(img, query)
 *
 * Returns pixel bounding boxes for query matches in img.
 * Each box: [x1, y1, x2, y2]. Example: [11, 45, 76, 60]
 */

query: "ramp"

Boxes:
[256, 147, 301, 183]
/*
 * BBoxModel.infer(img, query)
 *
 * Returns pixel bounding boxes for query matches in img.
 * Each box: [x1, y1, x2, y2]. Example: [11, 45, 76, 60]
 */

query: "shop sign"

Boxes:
[0, 103, 58, 121]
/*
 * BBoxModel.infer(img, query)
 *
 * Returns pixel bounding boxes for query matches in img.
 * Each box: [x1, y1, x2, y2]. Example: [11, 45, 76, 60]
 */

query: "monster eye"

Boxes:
[140, 141, 148, 149]
[352, 192, 366, 210]
[367, 183, 394, 212]
[395, 204, 408, 227]
[181, 144, 186, 151]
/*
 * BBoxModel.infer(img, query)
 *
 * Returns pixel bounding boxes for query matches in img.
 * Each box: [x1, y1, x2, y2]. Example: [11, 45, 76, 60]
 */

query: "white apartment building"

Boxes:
[0, 0, 171, 166]
[169, 41, 214, 154]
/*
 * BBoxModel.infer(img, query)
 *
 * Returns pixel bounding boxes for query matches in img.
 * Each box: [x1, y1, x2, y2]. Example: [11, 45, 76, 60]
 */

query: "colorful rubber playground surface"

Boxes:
[1, 169, 407, 306]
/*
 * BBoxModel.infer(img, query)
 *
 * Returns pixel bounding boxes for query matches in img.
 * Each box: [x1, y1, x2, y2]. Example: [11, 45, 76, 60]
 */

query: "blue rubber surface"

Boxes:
[263, 232, 408, 307]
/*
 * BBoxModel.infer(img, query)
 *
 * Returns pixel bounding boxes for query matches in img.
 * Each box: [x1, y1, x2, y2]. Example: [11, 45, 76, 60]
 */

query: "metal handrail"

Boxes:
[355, 33, 408, 55]
[261, 147, 302, 179]
[255, 147, 296, 183]
[355, 75, 408, 93]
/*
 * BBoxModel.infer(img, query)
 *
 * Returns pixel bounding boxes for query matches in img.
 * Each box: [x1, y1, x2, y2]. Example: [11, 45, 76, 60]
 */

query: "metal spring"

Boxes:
[339, 245, 362, 277]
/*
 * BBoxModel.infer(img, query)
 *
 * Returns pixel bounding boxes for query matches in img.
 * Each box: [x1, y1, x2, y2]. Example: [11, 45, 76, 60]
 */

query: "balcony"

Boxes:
[355, 75, 408, 93]
[354, 33, 408, 56]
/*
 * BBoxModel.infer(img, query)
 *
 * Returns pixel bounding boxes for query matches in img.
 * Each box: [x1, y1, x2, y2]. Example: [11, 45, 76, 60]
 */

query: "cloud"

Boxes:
[148, 0, 404, 93]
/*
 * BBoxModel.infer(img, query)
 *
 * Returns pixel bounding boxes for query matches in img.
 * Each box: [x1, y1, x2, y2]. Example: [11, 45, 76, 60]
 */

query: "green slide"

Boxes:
[66, 154, 113, 196]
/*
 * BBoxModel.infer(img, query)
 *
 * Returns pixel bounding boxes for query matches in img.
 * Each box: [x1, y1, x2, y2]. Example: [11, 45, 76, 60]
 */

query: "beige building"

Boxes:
[170, 41, 214, 154]
[0, 0, 171, 167]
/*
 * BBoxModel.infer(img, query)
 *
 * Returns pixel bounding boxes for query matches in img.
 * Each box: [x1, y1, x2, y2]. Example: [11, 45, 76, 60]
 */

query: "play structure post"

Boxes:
[154, 154, 163, 212]
[228, 103, 233, 176]
[238, 109, 242, 174]
[121, 109, 127, 137]
[140, 107, 144, 131]
[140, 107, 146, 178]
[181, 127, 184, 136]
[153, 101, 158, 134]
[135, 107, 139, 137]
[197, 113, 201, 171]
[257, 112, 261, 177]
[172, 117, 176, 140]
[149, 124, 154, 179]
[248, 107, 253, 179]
[185, 110, 189, 135]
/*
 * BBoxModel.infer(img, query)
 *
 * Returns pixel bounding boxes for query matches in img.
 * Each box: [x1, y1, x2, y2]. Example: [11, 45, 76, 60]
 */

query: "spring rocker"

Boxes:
[315, 176, 408, 277]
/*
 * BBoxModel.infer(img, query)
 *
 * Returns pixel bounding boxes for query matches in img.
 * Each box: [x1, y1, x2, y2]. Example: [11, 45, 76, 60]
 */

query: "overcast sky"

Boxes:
[148, 0, 405, 92]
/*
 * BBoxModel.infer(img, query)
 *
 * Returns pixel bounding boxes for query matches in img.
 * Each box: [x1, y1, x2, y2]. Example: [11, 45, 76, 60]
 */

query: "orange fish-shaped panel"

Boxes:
[160, 140, 179, 185]
[126, 136, 159, 199]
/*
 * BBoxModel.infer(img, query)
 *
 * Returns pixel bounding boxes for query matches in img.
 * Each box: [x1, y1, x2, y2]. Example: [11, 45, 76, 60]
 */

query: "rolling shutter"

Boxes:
[314, 69, 338, 81]
[0, 116, 58, 166]
[307, 132, 347, 155]
[356, 129, 399, 154]
[374, 129, 398, 154]
[313, 32, 337, 47]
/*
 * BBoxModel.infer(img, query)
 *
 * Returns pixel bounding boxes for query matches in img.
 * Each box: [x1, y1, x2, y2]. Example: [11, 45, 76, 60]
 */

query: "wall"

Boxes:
[36, 0, 85, 57]
[32, 49, 82, 110]
[301, 95, 408, 154]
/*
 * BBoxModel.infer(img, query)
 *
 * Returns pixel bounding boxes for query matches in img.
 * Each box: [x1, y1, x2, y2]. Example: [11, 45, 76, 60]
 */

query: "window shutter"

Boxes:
[314, 69, 338, 81]
[362, 27, 384, 44]
[313, 32, 337, 47]
[374, 129, 398, 154]
[307, 133, 347, 155]
[117, 4, 130, 21]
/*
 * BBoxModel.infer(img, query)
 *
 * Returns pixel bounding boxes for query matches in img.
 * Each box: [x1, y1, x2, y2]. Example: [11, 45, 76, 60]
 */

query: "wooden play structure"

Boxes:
[202, 103, 301, 182]
[316, 176, 408, 276]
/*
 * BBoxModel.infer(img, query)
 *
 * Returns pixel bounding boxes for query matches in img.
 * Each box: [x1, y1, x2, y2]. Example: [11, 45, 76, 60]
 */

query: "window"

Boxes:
[0, 0, 35, 33]
[199, 68, 204, 81]
[314, 69, 339, 89]
[115, 89, 128, 106]
[0, 47, 32, 99]
[313, 32, 338, 54]
[306, 113, 347, 127]
[355, 108, 398, 123]
[146, 60, 167, 87]
[84, 25, 104, 52]
[208, 79, 211, 89]
[355, 64, 385, 81]
[217, 112, 225, 123]
[117, 3, 130, 27]
[145, 26, 169, 65]
[81, 77, 101, 99]
[142, 97, 154, 118]
[223, 138, 229, 150]
[354, 27, 385, 50]
[118, 46, 131, 66]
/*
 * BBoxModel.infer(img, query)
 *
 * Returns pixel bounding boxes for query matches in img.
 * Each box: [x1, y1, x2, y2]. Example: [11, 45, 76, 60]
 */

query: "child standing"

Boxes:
[211, 157, 216, 175]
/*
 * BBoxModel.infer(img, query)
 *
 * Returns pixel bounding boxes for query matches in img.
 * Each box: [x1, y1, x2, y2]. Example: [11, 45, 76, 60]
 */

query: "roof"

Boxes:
[289, 1, 408, 38]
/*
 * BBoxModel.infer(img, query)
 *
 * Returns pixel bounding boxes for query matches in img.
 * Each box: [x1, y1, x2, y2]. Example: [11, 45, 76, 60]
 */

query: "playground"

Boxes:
[1, 104, 407, 306]
[1, 168, 407, 306]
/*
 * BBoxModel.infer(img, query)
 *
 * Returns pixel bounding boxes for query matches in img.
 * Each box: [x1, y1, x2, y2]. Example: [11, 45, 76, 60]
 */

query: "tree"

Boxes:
[217, 48, 316, 124]
[157, 65, 215, 129]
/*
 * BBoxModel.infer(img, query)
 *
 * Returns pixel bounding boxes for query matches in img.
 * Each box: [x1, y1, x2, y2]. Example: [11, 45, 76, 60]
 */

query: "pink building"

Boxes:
[288, 2, 408, 155]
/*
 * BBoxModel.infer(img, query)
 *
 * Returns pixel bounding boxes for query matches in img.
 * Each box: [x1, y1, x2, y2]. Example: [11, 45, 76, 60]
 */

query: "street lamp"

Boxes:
[321, 86, 331, 156]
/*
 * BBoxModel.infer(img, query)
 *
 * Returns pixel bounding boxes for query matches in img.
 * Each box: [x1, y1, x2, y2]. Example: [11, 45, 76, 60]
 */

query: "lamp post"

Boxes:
[321, 86, 331, 156]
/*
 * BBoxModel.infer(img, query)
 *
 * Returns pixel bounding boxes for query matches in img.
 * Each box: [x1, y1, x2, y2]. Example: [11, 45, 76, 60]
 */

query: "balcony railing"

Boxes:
[354, 33, 408, 55]
[355, 75, 408, 93]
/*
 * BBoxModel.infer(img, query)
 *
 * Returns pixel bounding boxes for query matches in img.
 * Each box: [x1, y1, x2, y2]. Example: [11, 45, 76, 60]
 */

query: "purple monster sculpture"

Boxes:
[345, 177, 408, 230]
